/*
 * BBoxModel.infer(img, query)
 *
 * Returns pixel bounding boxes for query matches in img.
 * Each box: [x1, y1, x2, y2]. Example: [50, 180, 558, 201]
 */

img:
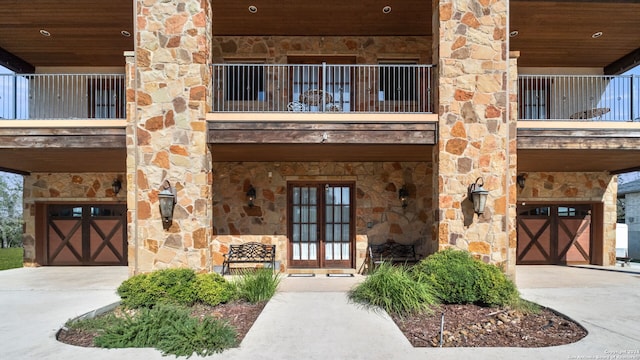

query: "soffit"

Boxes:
[0, 1, 637, 71]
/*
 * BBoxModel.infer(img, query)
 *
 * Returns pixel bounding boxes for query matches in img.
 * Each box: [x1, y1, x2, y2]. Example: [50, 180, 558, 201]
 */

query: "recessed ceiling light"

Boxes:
[120, 30, 131, 37]
[39, 29, 51, 37]
[382, 6, 392, 14]
[509, 30, 519, 37]
[248, 5, 258, 13]
[591, 31, 603, 39]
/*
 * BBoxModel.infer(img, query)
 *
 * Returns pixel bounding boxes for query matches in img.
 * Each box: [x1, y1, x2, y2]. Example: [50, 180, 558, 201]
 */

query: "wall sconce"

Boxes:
[246, 185, 256, 207]
[398, 186, 409, 209]
[517, 174, 526, 189]
[111, 178, 122, 196]
[468, 177, 489, 215]
[158, 180, 177, 230]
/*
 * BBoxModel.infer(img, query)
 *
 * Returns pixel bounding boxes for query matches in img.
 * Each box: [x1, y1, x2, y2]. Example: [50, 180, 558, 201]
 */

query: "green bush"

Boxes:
[195, 272, 237, 306]
[235, 269, 281, 304]
[117, 273, 160, 308]
[95, 304, 237, 357]
[412, 248, 519, 307]
[117, 268, 198, 308]
[475, 261, 519, 307]
[349, 262, 438, 316]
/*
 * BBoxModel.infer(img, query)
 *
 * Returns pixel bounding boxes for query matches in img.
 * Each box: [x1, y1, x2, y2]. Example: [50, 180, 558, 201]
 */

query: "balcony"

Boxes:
[211, 63, 435, 114]
[518, 74, 640, 122]
[0, 73, 126, 120]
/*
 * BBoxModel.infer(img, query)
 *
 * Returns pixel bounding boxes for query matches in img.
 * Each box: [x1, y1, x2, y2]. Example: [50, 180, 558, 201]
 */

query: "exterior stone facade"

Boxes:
[433, 0, 515, 274]
[210, 161, 435, 273]
[517, 171, 618, 265]
[212, 36, 432, 64]
[22, 172, 125, 265]
[128, 0, 213, 274]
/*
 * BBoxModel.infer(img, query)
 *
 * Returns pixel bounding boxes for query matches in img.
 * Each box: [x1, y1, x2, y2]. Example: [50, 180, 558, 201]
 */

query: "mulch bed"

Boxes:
[58, 301, 586, 349]
[391, 303, 587, 347]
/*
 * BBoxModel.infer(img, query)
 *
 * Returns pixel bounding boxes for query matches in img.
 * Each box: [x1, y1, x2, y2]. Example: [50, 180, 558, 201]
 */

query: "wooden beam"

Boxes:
[605, 47, 640, 75]
[517, 128, 640, 150]
[0, 46, 35, 73]
[0, 167, 30, 176]
[0, 127, 126, 148]
[208, 121, 437, 145]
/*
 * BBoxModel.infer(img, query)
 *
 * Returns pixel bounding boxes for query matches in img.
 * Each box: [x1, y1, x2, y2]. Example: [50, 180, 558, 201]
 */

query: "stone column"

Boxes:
[128, 0, 213, 273]
[433, 0, 516, 276]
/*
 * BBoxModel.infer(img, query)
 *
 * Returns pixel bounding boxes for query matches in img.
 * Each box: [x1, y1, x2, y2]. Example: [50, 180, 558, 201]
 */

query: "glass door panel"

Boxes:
[288, 183, 354, 268]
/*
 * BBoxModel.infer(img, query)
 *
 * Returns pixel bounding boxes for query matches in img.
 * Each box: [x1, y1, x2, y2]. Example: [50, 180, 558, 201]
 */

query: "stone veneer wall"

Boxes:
[212, 36, 432, 63]
[210, 161, 434, 272]
[517, 172, 618, 265]
[22, 173, 125, 265]
[129, 0, 213, 274]
[433, 0, 514, 274]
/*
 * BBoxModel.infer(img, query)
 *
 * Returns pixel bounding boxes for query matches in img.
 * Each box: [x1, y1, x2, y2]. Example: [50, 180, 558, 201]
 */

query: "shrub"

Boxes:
[412, 248, 519, 307]
[412, 249, 480, 304]
[95, 304, 237, 357]
[117, 268, 197, 308]
[235, 269, 281, 304]
[195, 272, 237, 306]
[475, 261, 519, 307]
[117, 273, 160, 308]
[349, 262, 438, 316]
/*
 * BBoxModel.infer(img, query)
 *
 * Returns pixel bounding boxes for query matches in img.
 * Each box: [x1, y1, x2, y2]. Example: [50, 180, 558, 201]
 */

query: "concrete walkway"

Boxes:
[1, 265, 640, 359]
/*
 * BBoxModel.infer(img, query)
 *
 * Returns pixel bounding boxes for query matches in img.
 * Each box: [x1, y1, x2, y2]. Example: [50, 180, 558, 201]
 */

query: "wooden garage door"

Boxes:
[47, 204, 127, 266]
[517, 205, 591, 265]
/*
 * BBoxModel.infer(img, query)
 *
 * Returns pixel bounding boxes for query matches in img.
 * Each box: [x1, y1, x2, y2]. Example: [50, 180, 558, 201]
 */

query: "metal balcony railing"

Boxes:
[211, 63, 435, 113]
[0, 73, 126, 120]
[518, 74, 640, 121]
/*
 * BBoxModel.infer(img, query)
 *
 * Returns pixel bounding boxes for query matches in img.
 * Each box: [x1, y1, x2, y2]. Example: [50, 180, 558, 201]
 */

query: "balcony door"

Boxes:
[288, 56, 355, 112]
[288, 182, 354, 268]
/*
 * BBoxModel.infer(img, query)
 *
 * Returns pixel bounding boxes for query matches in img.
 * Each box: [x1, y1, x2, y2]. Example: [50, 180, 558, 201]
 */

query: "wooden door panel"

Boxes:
[48, 219, 83, 265]
[558, 217, 591, 264]
[517, 218, 552, 264]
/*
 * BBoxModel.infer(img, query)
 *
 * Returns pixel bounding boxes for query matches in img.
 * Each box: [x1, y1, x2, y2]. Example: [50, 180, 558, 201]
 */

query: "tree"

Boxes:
[0, 173, 23, 248]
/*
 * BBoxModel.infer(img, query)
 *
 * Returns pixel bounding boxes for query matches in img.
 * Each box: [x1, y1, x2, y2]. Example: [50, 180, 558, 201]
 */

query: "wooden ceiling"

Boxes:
[0, 1, 638, 72]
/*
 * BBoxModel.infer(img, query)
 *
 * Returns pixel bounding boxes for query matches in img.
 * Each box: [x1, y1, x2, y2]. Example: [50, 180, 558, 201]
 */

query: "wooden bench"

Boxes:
[222, 242, 276, 275]
[367, 240, 418, 271]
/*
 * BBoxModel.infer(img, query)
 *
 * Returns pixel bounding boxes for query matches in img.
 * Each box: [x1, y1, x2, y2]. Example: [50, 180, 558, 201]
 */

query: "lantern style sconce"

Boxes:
[468, 177, 489, 215]
[517, 174, 526, 189]
[398, 186, 409, 209]
[111, 178, 122, 196]
[246, 185, 257, 207]
[158, 180, 177, 230]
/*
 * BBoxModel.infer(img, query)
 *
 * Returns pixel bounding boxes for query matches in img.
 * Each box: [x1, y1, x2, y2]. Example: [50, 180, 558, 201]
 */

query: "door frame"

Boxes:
[287, 181, 355, 269]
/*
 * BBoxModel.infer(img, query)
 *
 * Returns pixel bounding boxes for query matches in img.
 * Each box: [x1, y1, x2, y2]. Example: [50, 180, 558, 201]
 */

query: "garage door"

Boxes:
[517, 204, 592, 265]
[47, 204, 127, 266]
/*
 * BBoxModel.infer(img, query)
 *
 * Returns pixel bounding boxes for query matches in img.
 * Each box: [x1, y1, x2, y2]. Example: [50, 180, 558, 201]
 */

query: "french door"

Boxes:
[288, 182, 354, 268]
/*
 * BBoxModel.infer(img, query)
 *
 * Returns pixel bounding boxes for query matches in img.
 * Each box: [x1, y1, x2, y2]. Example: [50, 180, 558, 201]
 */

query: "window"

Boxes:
[225, 64, 264, 101]
[379, 61, 418, 101]
[519, 78, 551, 119]
[88, 77, 125, 118]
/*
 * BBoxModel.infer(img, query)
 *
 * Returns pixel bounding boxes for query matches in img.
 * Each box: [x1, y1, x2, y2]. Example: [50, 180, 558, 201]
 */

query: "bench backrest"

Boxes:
[369, 242, 416, 260]
[227, 242, 276, 261]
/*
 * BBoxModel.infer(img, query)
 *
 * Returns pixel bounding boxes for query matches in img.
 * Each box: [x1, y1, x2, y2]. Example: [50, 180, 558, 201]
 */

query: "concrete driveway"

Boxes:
[1, 265, 640, 360]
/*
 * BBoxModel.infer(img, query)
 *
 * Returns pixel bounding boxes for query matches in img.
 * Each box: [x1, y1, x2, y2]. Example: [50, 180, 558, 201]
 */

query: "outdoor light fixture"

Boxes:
[111, 178, 122, 196]
[468, 177, 489, 215]
[517, 174, 526, 189]
[158, 180, 177, 230]
[246, 185, 257, 207]
[398, 186, 409, 209]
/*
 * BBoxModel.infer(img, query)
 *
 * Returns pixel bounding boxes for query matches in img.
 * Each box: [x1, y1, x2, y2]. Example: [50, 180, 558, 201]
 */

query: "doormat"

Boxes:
[326, 273, 354, 277]
[287, 273, 315, 277]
